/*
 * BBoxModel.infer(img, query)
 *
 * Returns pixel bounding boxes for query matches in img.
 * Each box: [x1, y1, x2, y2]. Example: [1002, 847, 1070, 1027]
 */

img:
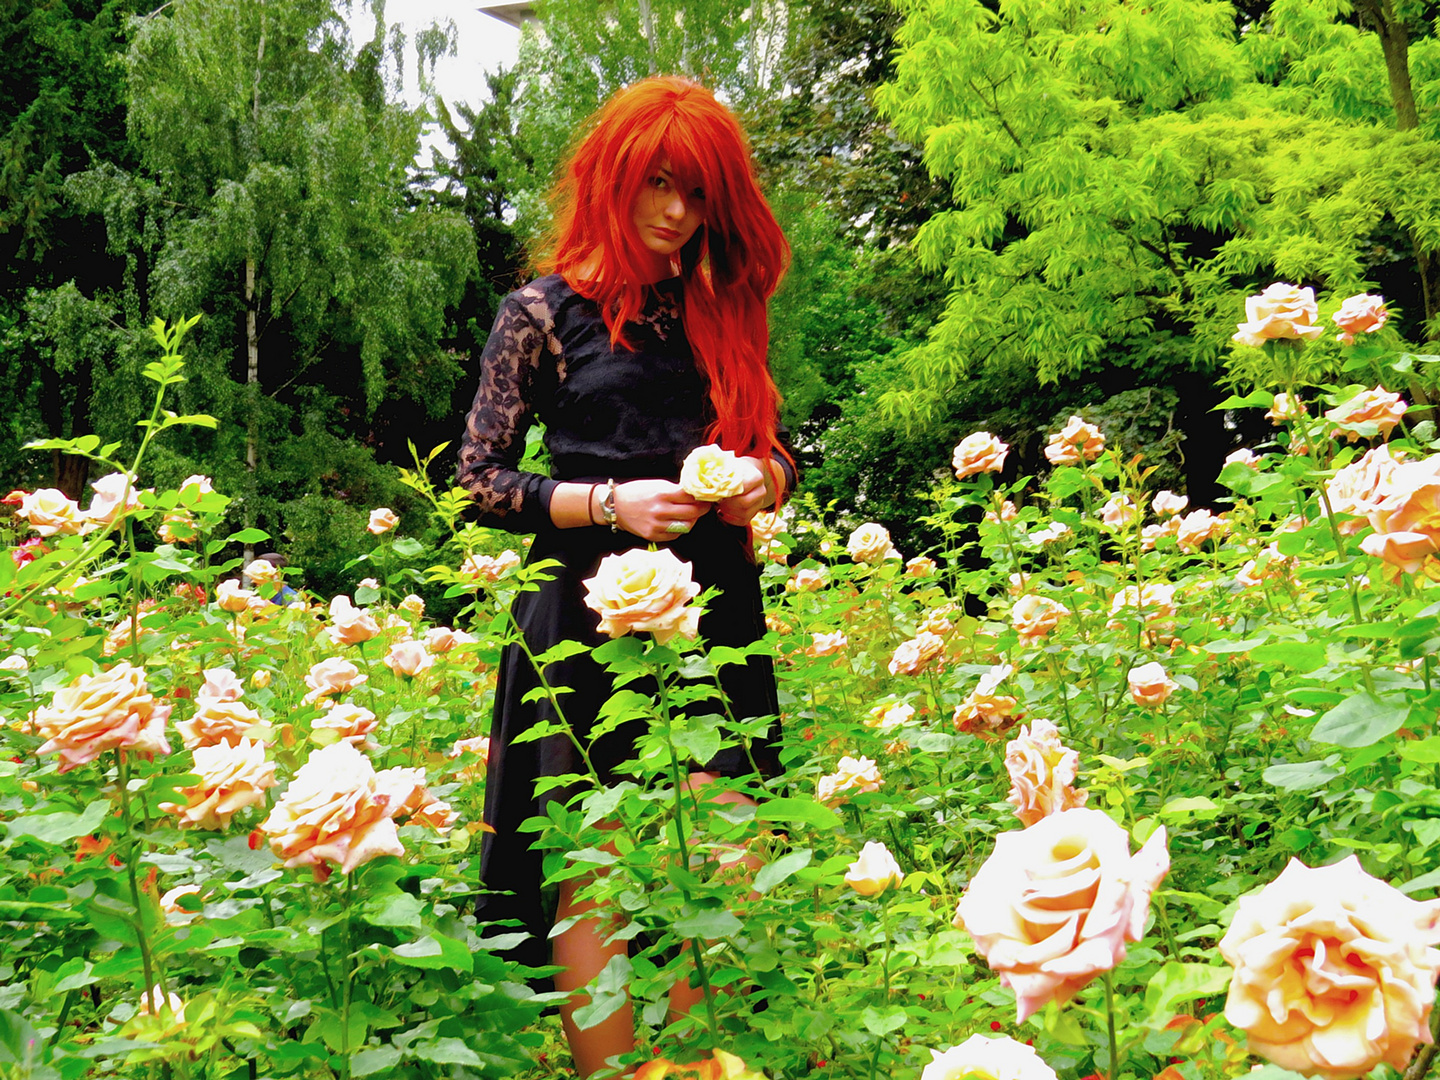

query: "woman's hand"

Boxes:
[714, 457, 775, 528]
[615, 479, 709, 542]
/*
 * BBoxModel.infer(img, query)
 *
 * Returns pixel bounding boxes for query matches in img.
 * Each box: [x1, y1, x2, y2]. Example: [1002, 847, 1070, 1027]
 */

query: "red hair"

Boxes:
[538, 77, 792, 479]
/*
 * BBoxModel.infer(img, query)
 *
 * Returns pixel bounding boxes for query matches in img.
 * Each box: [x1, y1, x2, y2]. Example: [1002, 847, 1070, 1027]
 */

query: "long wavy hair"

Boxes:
[538, 76, 792, 478]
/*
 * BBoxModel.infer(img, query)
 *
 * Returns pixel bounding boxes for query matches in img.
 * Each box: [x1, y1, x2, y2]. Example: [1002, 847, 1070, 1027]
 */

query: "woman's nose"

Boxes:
[664, 193, 687, 220]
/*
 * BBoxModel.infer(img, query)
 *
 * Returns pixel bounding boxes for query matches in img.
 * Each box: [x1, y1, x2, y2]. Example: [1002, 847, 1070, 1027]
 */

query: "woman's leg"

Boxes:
[554, 870, 635, 1078]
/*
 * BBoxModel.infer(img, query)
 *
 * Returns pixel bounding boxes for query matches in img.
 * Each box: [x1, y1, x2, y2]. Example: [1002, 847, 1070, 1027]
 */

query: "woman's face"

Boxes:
[631, 158, 704, 272]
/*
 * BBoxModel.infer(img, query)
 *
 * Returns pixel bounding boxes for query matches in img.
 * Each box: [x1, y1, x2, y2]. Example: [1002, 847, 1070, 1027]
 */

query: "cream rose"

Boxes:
[326, 595, 380, 646]
[789, 567, 827, 592]
[954, 808, 1170, 1021]
[952, 663, 1019, 735]
[162, 736, 276, 829]
[1099, 493, 1138, 530]
[920, 1034, 1060, 1080]
[1044, 417, 1105, 466]
[198, 667, 244, 704]
[817, 755, 882, 806]
[1327, 445, 1403, 535]
[460, 550, 522, 583]
[1141, 518, 1181, 551]
[680, 444, 747, 501]
[1325, 386, 1406, 442]
[302, 657, 368, 703]
[845, 840, 904, 896]
[384, 639, 434, 678]
[750, 510, 784, 545]
[86, 472, 143, 528]
[1011, 595, 1069, 640]
[1234, 283, 1326, 347]
[175, 697, 264, 750]
[953, 432, 1010, 480]
[1107, 582, 1176, 626]
[1005, 718, 1087, 827]
[367, 507, 399, 535]
[1266, 392, 1308, 424]
[1333, 293, 1389, 345]
[905, 555, 937, 578]
[215, 580, 253, 614]
[243, 559, 280, 588]
[582, 547, 701, 645]
[1361, 455, 1440, 575]
[806, 631, 848, 658]
[32, 661, 172, 772]
[1219, 855, 1440, 1080]
[17, 488, 84, 536]
[866, 701, 915, 732]
[887, 631, 946, 676]
[1127, 662, 1178, 706]
[448, 735, 491, 779]
[311, 703, 379, 747]
[1151, 490, 1188, 517]
[847, 523, 895, 564]
[1176, 509, 1228, 550]
[423, 626, 475, 653]
[398, 593, 425, 618]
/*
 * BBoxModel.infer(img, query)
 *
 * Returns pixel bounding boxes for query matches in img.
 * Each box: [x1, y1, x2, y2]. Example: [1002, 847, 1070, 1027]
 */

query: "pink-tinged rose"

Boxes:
[162, 736, 276, 829]
[1127, 662, 1178, 706]
[788, 567, 827, 592]
[311, 703, 379, 748]
[751, 510, 784, 545]
[1325, 386, 1406, 442]
[260, 742, 406, 874]
[198, 667, 244, 704]
[459, 550, 521, 583]
[1031, 521, 1072, 545]
[845, 840, 904, 896]
[847, 523, 896, 564]
[954, 808, 1170, 1022]
[906, 555, 937, 578]
[358, 577, 380, 590]
[449, 735, 491, 779]
[953, 432, 1010, 479]
[1004, 718, 1087, 827]
[367, 507, 399, 535]
[953, 663, 1020, 736]
[423, 626, 475, 653]
[920, 1034, 1060, 1080]
[866, 701, 915, 732]
[1107, 583, 1176, 626]
[887, 631, 946, 676]
[1219, 855, 1440, 1080]
[806, 631, 848, 658]
[1099, 493, 1138, 530]
[215, 580, 252, 613]
[175, 697, 263, 749]
[679, 444, 747, 501]
[582, 547, 701, 645]
[86, 472, 143, 528]
[397, 594, 425, 618]
[1175, 509, 1228, 550]
[1141, 518, 1181, 551]
[919, 608, 954, 636]
[32, 662, 172, 772]
[17, 489, 84, 536]
[817, 754, 882, 806]
[1234, 283, 1326, 347]
[327, 595, 380, 646]
[1332, 293, 1389, 345]
[1225, 448, 1261, 468]
[138, 986, 186, 1024]
[159, 884, 203, 920]
[1151, 490, 1188, 517]
[984, 500, 1019, 525]
[374, 765, 457, 833]
[303, 657, 368, 703]
[1361, 455, 1440, 575]
[1011, 595, 1069, 640]
[1266, 393, 1308, 424]
[1327, 445, 1404, 535]
[384, 639, 434, 678]
[1044, 417, 1105, 466]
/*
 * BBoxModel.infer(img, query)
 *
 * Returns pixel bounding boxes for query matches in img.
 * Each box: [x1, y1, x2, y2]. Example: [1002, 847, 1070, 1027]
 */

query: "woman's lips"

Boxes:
[651, 226, 680, 240]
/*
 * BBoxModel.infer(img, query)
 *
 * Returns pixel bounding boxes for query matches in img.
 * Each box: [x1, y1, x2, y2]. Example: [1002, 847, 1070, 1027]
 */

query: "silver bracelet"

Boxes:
[601, 479, 618, 532]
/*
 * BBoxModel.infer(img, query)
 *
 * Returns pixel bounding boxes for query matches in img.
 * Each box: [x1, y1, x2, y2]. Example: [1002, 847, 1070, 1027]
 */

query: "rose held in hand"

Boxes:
[1219, 855, 1440, 1080]
[954, 807, 1170, 1021]
[680, 444, 746, 501]
[583, 547, 701, 644]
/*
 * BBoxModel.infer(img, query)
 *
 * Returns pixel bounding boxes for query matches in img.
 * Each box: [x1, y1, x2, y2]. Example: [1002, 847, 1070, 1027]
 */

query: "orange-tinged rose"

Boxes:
[1151, 491, 1188, 517]
[1175, 509, 1228, 550]
[1325, 386, 1406, 442]
[636, 1049, 769, 1080]
[215, 580, 252, 613]
[1127, 662, 1178, 706]
[1266, 393, 1308, 424]
[751, 510, 784, 545]
[384, 639, 434, 677]
[374, 764, 457, 833]
[954, 808, 1170, 1022]
[1011, 595, 1069, 640]
[866, 701, 914, 732]
[327, 595, 379, 646]
[845, 840, 903, 896]
[1141, 518, 1181, 551]
[32, 662, 172, 772]
[1107, 583, 1176, 625]
[847, 523, 896, 564]
[1327, 445, 1404, 535]
[367, 507, 399, 534]
[460, 550, 521, 582]
[175, 697, 264, 750]
[1361, 455, 1440, 575]
[953, 432, 1010, 479]
[1044, 417, 1105, 465]
[887, 631, 945, 676]
[817, 754, 882, 806]
[921, 1034, 1059, 1080]
[1005, 718, 1087, 827]
[162, 736, 276, 829]
[303, 657, 368, 703]
[398, 593, 425, 618]
[789, 567, 826, 592]
[582, 547, 701, 645]
[17, 489, 84, 536]
[1234, 283, 1325, 347]
[312, 703, 379, 747]
[424, 626, 475, 653]
[448, 735, 490, 779]
[984, 500, 1018, 525]
[953, 663, 1019, 735]
[1333, 293, 1388, 345]
[1219, 855, 1440, 1079]
[806, 631, 848, 658]
[906, 555, 937, 578]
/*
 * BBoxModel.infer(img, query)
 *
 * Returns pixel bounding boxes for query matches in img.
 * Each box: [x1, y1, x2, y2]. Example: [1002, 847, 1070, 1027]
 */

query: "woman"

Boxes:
[457, 76, 793, 1076]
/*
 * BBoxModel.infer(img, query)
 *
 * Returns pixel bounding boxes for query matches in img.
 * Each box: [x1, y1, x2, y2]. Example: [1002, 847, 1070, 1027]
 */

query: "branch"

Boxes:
[968, 78, 1025, 151]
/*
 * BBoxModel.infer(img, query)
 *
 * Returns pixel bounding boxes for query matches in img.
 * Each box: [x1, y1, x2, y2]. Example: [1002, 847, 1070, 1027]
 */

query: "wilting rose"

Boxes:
[1266, 393, 1308, 424]
[906, 555, 937, 578]
[17, 489, 84, 537]
[582, 547, 701, 645]
[367, 507, 399, 535]
[215, 580, 252, 614]
[174, 697, 264, 750]
[817, 755, 882, 806]
[845, 840, 904, 896]
[680, 444, 747, 501]
[953, 664, 1020, 735]
[162, 737, 276, 829]
[984, 500, 1019, 525]
[1044, 417, 1105, 466]
[1361, 456, 1440, 575]
[398, 594, 425, 618]
[954, 808, 1170, 1021]
[1099, 493, 1138, 530]
[751, 510, 784, 545]
[302, 657, 368, 703]
[1333, 293, 1389, 345]
[847, 523, 895, 564]
[1175, 509, 1228, 550]
[888, 631, 946, 676]
[327, 595, 380, 646]
[953, 432, 1010, 480]
[921, 1034, 1060, 1080]
[1234, 283, 1326, 347]
[1226, 448, 1260, 467]
[384, 639, 434, 678]
[1151, 491, 1188, 517]
[312, 703, 379, 748]
[460, 550, 522, 583]
[32, 662, 172, 772]
[198, 667, 244, 704]
[788, 567, 826, 592]
[1325, 386, 1406, 442]
[260, 742, 407, 874]
[1107, 583, 1177, 625]
[806, 632, 848, 658]
[1005, 718, 1087, 827]
[1327, 445, 1403, 535]
[1219, 855, 1440, 1079]
[1128, 662, 1178, 706]
[1010, 596, 1069, 640]
[866, 701, 915, 732]
[635, 1049, 769, 1080]
[86, 473, 143, 528]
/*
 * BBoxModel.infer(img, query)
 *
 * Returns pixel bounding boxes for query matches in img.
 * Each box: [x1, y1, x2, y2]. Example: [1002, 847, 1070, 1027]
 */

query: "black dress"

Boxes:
[457, 274, 791, 969]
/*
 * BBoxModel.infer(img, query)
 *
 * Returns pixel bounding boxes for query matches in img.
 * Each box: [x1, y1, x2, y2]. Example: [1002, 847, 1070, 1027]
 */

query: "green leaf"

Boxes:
[1249, 641, 1326, 671]
[3, 800, 111, 845]
[670, 726, 723, 766]
[754, 797, 841, 832]
[1142, 962, 1232, 1024]
[1400, 737, 1440, 765]
[1213, 390, 1275, 410]
[1263, 760, 1341, 792]
[409, 1038, 481, 1066]
[351, 1047, 402, 1076]
[753, 849, 812, 894]
[388, 934, 473, 973]
[1311, 692, 1409, 748]
[673, 908, 742, 938]
[0, 901, 85, 924]
[860, 1005, 907, 1035]
[226, 527, 270, 544]
[362, 891, 424, 929]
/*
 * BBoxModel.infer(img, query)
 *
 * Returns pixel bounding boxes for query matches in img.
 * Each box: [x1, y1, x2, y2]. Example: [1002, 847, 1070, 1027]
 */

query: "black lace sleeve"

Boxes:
[457, 290, 558, 533]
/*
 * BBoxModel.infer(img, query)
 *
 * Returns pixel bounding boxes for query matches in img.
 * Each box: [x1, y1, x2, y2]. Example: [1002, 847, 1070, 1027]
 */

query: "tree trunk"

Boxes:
[244, 0, 266, 568]
[636, 0, 658, 73]
[1355, 0, 1419, 132]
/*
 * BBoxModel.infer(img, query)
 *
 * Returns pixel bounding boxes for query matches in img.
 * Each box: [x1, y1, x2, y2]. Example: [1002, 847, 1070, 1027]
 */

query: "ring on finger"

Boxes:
[665, 521, 691, 535]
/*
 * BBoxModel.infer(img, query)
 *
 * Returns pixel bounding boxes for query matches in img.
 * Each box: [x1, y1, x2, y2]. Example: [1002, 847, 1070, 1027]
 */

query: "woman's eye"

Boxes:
[649, 175, 669, 190]
[691, 188, 706, 201]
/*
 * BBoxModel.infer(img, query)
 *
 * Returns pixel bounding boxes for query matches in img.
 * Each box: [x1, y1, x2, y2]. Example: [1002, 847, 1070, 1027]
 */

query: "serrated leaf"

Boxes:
[1311, 692, 1409, 748]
